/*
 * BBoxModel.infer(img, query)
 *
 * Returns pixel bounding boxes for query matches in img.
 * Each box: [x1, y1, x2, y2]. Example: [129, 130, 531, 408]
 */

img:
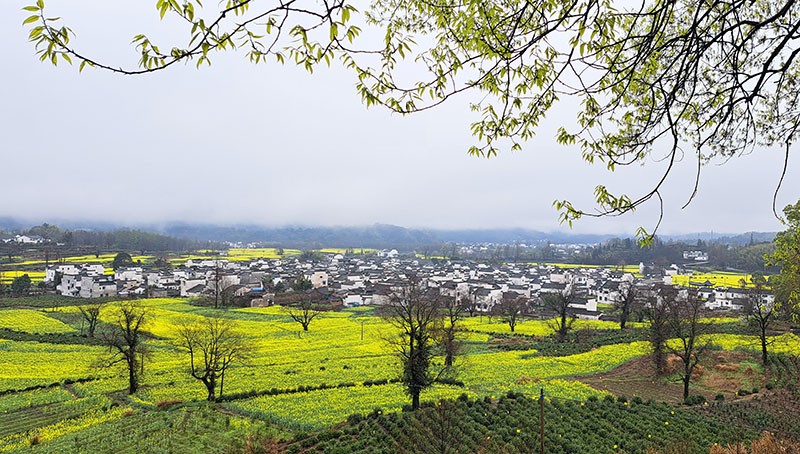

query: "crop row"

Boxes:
[296, 393, 752, 453]
[25, 405, 259, 454]
[0, 396, 107, 439]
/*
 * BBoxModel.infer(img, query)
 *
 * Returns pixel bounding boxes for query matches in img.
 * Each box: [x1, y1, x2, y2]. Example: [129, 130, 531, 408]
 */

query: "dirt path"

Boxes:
[575, 351, 766, 403]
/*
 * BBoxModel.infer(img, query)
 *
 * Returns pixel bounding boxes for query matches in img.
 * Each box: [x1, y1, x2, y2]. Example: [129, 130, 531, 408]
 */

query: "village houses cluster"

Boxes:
[41, 250, 771, 317]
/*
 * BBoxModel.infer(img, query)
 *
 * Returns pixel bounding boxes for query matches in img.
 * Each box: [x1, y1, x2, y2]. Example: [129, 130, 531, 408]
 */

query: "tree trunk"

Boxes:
[205, 377, 216, 401]
[128, 357, 138, 394]
[682, 360, 692, 400]
[652, 348, 665, 376]
[761, 330, 769, 366]
[411, 388, 420, 410]
[444, 332, 454, 367]
[683, 374, 690, 401]
[302, 323, 309, 331]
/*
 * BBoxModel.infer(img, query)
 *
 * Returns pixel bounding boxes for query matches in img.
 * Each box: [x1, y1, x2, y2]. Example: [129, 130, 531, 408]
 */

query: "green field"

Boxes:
[0, 298, 797, 451]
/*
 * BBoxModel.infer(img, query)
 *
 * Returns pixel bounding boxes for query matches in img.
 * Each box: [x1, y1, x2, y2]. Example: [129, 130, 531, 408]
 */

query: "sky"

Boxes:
[0, 1, 797, 235]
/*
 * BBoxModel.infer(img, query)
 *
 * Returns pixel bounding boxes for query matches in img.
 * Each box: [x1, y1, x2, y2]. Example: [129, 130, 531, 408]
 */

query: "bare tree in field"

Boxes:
[98, 303, 147, 394]
[436, 295, 466, 368]
[177, 317, 248, 401]
[646, 287, 672, 376]
[462, 293, 480, 318]
[665, 290, 711, 401]
[284, 300, 326, 331]
[384, 276, 442, 410]
[744, 274, 776, 367]
[544, 284, 577, 342]
[211, 261, 224, 309]
[493, 293, 528, 333]
[615, 280, 639, 330]
[78, 304, 103, 338]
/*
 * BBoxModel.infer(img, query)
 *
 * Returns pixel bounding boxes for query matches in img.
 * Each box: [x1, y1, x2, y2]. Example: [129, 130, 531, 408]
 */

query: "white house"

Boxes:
[79, 275, 117, 298]
[115, 267, 144, 283]
[307, 271, 329, 288]
[45, 264, 80, 283]
[57, 274, 82, 297]
[180, 278, 207, 297]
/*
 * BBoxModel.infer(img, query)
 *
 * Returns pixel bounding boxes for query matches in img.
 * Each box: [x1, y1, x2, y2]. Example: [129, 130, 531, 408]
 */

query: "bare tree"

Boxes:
[283, 300, 326, 331]
[665, 290, 711, 401]
[646, 287, 672, 376]
[544, 285, 577, 342]
[615, 280, 639, 330]
[78, 304, 102, 338]
[211, 261, 223, 309]
[462, 293, 480, 318]
[383, 277, 442, 410]
[744, 274, 776, 366]
[493, 293, 528, 333]
[436, 295, 466, 368]
[98, 303, 147, 394]
[177, 317, 248, 401]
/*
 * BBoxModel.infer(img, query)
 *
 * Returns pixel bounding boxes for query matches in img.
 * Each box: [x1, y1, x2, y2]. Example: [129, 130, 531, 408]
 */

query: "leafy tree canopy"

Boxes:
[767, 200, 800, 321]
[22, 0, 800, 240]
[10, 274, 32, 295]
[112, 252, 134, 270]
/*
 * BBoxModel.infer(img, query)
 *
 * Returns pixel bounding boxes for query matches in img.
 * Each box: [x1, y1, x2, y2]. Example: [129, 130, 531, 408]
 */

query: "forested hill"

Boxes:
[0, 223, 212, 252]
[159, 223, 632, 247]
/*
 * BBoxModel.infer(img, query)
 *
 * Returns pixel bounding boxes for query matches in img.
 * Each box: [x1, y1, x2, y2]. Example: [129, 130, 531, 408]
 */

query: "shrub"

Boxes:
[765, 382, 775, 390]
[436, 377, 465, 387]
[715, 393, 725, 401]
[617, 395, 628, 404]
[347, 413, 364, 424]
[737, 389, 751, 396]
[632, 396, 643, 405]
[684, 395, 707, 406]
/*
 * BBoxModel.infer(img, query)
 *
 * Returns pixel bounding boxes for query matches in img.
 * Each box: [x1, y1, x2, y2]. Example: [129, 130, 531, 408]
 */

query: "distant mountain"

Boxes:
[161, 223, 440, 249]
[0, 217, 778, 249]
[430, 228, 613, 245]
[0, 217, 27, 232]
[158, 223, 623, 248]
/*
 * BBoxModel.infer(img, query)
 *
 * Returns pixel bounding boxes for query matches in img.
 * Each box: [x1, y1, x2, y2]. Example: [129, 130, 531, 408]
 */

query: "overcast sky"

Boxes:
[1, 1, 797, 235]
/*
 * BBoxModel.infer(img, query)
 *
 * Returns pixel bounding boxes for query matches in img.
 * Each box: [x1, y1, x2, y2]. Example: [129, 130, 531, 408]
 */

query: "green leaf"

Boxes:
[23, 15, 39, 25]
[28, 26, 43, 39]
[22, 6, 40, 12]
